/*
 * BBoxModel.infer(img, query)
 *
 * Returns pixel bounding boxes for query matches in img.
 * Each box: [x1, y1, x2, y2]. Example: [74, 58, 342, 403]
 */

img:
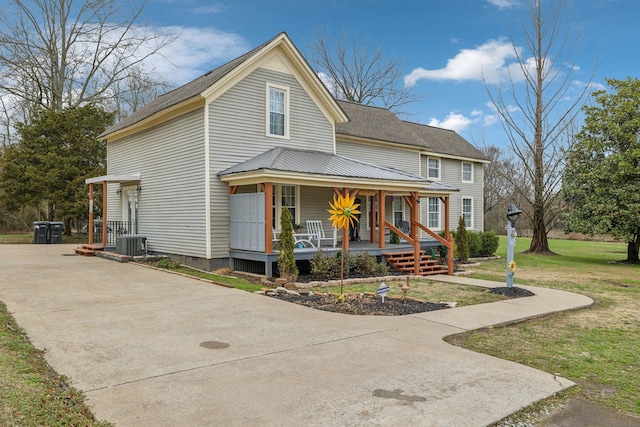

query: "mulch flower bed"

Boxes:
[268, 292, 450, 316]
[265, 286, 535, 316]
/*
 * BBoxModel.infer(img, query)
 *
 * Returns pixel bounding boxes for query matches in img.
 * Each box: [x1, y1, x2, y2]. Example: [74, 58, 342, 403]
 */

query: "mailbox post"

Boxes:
[506, 203, 522, 288]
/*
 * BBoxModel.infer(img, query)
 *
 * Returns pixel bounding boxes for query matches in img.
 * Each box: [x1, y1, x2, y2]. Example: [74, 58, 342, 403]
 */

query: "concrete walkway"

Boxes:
[0, 244, 593, 426]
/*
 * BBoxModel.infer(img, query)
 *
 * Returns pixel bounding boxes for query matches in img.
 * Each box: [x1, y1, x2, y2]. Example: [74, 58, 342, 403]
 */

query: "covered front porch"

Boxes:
[218, 148, 456, 278]
[75, 174, 143, 256]
[230, 238, 447, 277]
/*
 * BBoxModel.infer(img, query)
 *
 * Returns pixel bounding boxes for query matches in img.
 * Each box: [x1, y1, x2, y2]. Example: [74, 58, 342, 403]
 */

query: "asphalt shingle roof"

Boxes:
[101, 34, 281, 137]
[101, 33, 487, 164]
[335, 101, 426, 147]
[335, 100, 488, 161]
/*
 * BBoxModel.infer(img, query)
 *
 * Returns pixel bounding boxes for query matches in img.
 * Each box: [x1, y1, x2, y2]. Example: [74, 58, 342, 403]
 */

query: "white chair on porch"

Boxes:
[306, 220, 337, 248]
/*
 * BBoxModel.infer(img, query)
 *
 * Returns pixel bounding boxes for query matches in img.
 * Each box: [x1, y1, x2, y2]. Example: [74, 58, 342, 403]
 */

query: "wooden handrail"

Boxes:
[412, 221, 451, 248]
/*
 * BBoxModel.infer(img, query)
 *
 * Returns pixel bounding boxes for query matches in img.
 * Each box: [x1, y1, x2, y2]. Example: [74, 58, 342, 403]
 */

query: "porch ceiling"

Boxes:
[218, 147, 458, 194]
[85, 173, 141, 184]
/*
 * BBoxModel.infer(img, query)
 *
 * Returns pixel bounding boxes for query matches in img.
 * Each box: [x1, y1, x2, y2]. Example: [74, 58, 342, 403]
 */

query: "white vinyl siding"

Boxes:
[336, 139, 420, 175]
[209, 67, 334, 258]
[439, 158, 484, 231]
[107, 109, 206, 257]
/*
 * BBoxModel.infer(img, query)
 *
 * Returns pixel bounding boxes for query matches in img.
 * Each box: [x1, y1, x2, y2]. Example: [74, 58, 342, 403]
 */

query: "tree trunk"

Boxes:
[625, 235, 640, 263]
[64, 218, 73, 236]
[526, 199, 553, 254]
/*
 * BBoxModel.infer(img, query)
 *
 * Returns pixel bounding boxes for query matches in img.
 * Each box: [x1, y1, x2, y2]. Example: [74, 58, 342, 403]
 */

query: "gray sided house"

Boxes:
[80, 32, 489, 276]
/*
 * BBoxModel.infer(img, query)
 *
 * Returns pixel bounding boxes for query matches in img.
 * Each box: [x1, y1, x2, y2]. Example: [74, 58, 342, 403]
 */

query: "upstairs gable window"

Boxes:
[267, 84, 289, 138]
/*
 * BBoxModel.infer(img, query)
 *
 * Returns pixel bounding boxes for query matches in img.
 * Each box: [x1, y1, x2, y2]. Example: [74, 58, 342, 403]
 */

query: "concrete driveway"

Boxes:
[0, 244, 593, 426]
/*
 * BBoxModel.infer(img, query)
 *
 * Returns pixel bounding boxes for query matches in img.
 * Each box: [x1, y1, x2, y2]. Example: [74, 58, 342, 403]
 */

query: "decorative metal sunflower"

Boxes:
[509, 260, 517, 273]
[328, 193, 361, 230]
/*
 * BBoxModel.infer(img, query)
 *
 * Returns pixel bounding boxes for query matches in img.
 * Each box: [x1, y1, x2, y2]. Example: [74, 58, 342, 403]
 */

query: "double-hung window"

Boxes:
[427, 197, 440, 229]
[272, 184, 298, 229]
[462, 197, 473, 229]
[462, 162, 473, 183]
[427, 158, 440, 180]
[267, 84, 289, 138]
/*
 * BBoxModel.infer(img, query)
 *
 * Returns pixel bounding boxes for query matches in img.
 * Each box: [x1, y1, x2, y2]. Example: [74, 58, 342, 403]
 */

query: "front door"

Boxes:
[122, 187, 138, 235]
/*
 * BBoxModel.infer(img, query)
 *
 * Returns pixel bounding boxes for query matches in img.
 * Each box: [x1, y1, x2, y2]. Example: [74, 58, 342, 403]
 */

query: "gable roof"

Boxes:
[218, 147, 457, 193]
[101, 32, 347, 140]
[336, 100, 489, 162]
[401, 121, 489, 161]
[335, 101, 426, 147]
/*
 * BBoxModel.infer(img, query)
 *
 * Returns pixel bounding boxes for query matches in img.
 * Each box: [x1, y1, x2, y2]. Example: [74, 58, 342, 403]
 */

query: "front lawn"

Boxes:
[452, 237, 640, 416]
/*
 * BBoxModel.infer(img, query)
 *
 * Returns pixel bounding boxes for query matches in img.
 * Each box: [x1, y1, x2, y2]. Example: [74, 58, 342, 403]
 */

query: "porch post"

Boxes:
[378, 190, 387, 248]
[88, 183, 94, 245]
[370, 194, 376, 244]
[410, 192, 420, 275]
[264, 182, 273, 254]
[443, 196, 453, 276]
[102, 180, 107, 247]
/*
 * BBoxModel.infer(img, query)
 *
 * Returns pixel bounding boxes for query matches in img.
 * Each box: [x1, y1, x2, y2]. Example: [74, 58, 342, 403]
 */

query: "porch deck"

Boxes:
[230, 239, 443, 277]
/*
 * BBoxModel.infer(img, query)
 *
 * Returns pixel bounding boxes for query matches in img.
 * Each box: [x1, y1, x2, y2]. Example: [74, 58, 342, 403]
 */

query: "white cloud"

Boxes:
[151, 26, 251, 84]
[483, 115, 499, 126]
[428, 112, 475, 132]
[487, 0, 519, 9]
[573, 80, 606, 93]
[404, 38, 536, 87]
[193, 4, 226, 14]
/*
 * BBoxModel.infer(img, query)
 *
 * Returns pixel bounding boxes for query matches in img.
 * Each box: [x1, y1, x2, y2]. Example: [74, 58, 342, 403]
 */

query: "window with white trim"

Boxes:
[393, 196, 404, 226]
[427, 197, 440, 229]
[462, 162, 473, 183]
[267, 85, 289, 138]
[427, 157, 440, 180]
[462, 197, 473, 229]
[272, 184, 298, 229]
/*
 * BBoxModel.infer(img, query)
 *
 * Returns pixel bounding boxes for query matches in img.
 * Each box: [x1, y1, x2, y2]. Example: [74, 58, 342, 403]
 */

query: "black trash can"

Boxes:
[49, 222, 64, 244]
[33, 221, 49, 244]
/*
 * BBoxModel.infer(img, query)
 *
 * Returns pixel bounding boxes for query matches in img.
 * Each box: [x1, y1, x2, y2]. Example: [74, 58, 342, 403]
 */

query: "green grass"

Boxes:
[153, 260, 264, 292]
[0, 233, 88, 244]
[0, 302, 111, 426]
[452, 236, 640, 416]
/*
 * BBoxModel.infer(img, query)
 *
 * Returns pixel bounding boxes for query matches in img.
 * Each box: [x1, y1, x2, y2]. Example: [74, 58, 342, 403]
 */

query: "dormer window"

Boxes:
[266, 84, 289, 138]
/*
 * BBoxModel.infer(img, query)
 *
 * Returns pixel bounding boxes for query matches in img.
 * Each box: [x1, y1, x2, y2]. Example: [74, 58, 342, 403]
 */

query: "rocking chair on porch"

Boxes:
[306, 220, 337, 248]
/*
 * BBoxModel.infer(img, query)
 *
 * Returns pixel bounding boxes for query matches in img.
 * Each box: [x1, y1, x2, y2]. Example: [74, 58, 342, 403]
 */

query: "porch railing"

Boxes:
[91, 221, 137, 247]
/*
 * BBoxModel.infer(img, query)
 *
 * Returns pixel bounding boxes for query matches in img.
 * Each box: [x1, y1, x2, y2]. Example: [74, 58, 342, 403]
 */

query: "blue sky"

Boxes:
[143, 0, 639, 148]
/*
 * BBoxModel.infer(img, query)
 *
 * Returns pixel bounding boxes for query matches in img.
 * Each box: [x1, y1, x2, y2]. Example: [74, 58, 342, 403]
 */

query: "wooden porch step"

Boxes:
[74, 244, 105, 257]
[383, 250, 446, 276]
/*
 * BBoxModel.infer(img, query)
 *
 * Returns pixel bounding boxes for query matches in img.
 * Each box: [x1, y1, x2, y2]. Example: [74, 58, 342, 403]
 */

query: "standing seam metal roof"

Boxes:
[218, 147, 458, 189]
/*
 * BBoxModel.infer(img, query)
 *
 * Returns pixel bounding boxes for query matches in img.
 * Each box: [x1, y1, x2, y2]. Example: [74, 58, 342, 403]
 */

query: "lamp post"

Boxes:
[506, 203, 522, 288]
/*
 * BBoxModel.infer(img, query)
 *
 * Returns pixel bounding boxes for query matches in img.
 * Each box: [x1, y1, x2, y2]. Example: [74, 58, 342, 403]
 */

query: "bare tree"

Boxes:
[486, 0, 593, 253]
[482, 145, 515, 215]
[0, 0, 174, 133]
[308, 30, 420, 116]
